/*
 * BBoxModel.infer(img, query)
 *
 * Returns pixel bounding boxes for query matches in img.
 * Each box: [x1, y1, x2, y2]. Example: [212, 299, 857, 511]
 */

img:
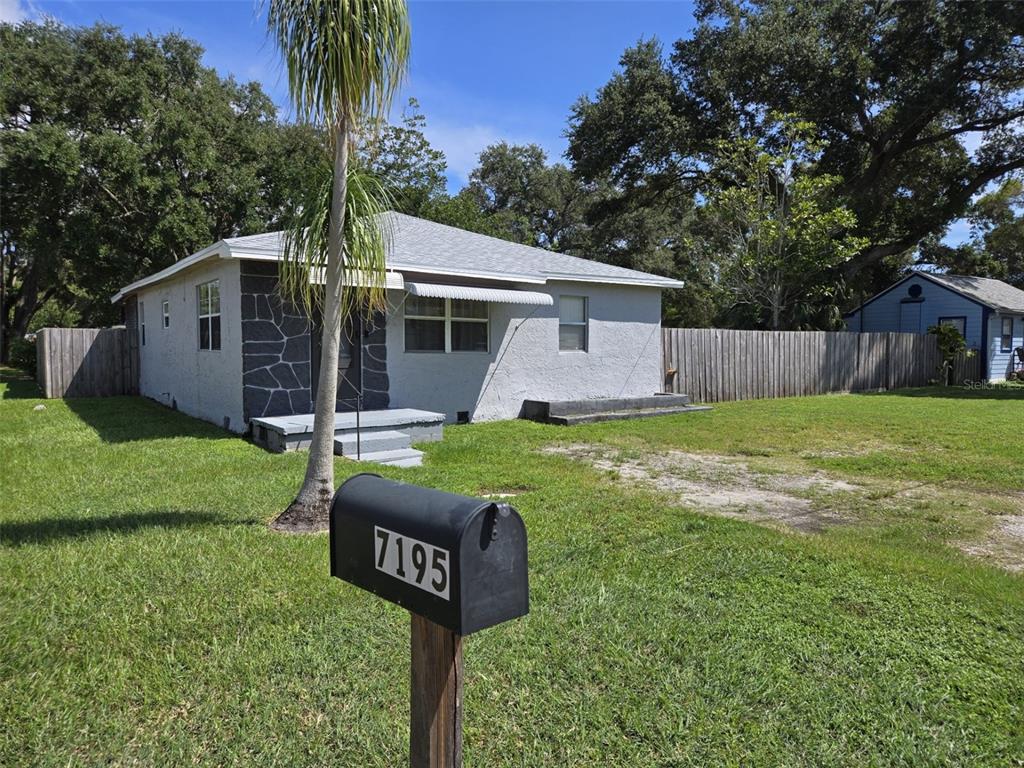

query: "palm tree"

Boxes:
[265, 0, 411, 531]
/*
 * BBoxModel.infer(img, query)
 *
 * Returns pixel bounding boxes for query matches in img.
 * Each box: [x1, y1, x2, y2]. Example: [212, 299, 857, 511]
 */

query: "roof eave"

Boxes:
[110, 234, 685, 302]
[110, 241, 230, 303]
[542, 272, 684, 289]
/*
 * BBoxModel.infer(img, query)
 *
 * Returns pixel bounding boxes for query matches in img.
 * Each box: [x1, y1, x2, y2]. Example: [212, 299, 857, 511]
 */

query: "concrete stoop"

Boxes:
[521, 394, 711, 425]
[250, 408, 445, 467]
[333, 430, 425, 468]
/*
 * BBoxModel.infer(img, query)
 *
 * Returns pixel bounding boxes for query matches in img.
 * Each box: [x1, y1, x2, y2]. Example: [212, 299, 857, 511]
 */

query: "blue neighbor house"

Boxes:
[845, 271, 1024, 381]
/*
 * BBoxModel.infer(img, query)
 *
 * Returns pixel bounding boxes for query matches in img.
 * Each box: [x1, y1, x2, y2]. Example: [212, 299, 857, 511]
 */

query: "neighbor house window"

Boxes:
[1001, 317, 1013, 353]
[559, 295, 588, 351]
[198, 280, 221, 351]
[162, 300, 170, 329]
[938, 316, 966, 338]
[139, 301, 146, 346]
[404, 296, 489, 353]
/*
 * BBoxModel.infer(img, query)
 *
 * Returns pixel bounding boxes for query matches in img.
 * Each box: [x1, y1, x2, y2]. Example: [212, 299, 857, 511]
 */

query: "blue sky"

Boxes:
[6, 0, 695, 185]
[2, 0, 975, 245]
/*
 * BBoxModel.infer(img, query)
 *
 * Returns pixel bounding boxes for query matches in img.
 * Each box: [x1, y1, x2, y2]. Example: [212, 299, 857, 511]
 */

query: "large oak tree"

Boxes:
[0, 21, 325, 360]
[569, 0, 1024, 301]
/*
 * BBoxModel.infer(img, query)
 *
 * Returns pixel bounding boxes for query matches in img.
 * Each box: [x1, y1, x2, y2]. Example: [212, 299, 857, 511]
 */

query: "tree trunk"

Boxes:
[271, 120, 349, 533]
[0, 247, 6, 363]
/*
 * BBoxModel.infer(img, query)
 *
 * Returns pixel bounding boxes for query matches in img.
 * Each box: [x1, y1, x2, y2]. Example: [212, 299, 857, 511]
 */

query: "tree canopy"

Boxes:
[920, 179, 1024, 288]
[0, 21, 326, 357]
[5, 3, 1023, 345]
[568, 0, 1024, 317]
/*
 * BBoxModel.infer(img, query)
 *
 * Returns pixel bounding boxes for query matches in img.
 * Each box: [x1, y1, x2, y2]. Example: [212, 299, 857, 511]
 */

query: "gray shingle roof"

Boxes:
[919, 272, 1024, 313]
[224, 212, 683, 288]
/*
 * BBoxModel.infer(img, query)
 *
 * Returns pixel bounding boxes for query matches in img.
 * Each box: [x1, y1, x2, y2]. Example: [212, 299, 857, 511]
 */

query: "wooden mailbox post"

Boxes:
[329, 473, 529, 768]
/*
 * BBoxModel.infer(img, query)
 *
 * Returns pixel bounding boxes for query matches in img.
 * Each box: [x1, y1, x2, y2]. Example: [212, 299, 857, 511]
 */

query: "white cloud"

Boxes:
[421, 119, 566, 190]
[421, 121, 507, 186]
[0, 0, 29, 24]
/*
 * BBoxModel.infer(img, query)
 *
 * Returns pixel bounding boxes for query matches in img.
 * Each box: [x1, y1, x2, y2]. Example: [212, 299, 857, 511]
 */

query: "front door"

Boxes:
[310, 310, 363, 411]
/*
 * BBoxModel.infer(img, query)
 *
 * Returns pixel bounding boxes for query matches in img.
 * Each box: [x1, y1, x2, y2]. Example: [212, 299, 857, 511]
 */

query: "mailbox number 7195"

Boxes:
[374, 526, 450, 600]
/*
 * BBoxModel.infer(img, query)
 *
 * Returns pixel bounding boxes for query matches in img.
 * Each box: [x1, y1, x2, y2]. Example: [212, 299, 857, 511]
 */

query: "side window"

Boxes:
[198, 280, 221, 351]
[1001, 317, 1013, 353]
[558, 295, 587, 351]
[139, 301, 146, 346]
[938, 317, 965, 338]
[162, 300, 170, 329]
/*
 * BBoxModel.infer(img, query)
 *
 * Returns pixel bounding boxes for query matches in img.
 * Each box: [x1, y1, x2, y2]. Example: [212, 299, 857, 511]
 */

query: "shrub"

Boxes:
[928, 323, 970, 385]
[7, 337, 36, 373]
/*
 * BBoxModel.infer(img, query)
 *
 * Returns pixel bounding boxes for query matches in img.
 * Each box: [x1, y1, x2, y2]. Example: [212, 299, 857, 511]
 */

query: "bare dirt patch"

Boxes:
[543, 445, 859, 533]
[545, 443, 1024, 571]
[958, 515, 1024, 573]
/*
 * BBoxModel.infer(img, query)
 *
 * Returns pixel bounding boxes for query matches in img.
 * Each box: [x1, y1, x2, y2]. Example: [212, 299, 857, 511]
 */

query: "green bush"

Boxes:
[7, 336, 36, 373]
[928, 323, 970, 385]
[7, 301, 83, 373]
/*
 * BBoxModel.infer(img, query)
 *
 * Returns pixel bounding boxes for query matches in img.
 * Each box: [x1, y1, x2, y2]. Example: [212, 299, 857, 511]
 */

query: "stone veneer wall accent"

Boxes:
[240, 261, 312, 420]
[354, 312, 389, 411]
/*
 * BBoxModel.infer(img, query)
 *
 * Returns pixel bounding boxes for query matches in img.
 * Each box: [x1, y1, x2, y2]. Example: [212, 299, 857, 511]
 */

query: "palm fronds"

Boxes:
[265, 0, 410, 132]
[277, 165, 394, 327]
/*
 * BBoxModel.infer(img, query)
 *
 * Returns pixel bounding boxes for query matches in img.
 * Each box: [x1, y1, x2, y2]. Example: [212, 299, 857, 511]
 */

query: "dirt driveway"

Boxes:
[544, 443, 1024, 572]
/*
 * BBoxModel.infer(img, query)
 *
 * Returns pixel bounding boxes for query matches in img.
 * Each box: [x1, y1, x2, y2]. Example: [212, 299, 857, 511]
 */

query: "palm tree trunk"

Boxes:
[273, 120, 349, 531]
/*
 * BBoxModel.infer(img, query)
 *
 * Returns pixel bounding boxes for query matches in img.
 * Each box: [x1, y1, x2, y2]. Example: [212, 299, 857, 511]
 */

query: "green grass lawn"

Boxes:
[2, 368, 1022, 766]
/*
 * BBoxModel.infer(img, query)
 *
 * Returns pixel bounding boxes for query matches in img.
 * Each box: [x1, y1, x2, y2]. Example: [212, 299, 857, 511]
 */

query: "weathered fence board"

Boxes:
[663, 328, 973, 403]
[35, 327, 138, 398]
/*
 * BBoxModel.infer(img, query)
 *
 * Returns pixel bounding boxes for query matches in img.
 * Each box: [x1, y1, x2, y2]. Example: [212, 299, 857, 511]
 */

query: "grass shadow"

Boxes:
[859, 385, 1024, 401]
[0, 509, 261, 547]
[0, 368, 42, 399]
[64, 396, 235, 444]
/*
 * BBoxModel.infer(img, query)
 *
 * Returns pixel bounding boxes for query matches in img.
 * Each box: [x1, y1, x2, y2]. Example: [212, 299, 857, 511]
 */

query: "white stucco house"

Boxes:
[111, 213, 683, 440]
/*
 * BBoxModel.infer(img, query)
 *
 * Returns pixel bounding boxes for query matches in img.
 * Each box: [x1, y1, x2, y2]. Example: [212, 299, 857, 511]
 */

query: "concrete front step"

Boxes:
[546, 394, 691, 416]
[250, 408, 445, 452]
[546, 405, 712, 425]
[521, 395, 703, 424]
[345, 447, 424, 468]
[334, 429, 412, 457]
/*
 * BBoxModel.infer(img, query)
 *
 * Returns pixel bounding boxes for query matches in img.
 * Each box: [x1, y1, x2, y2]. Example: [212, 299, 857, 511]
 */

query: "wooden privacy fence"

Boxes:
[35, 327, 139, 398]
[661, 328, 973, 404]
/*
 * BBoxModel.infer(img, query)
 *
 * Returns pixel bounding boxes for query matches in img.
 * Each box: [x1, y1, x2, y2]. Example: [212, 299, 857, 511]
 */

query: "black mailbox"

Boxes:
[330, 473, 529, 635]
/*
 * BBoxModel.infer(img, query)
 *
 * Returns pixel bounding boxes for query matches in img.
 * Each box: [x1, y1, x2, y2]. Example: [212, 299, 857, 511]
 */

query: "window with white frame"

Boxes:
[139, 301, 146, 346]
[559, 295, 588, 351]
[404, 296, 489, 352]
[198, 280, 221, 351]
[162, 300, 170, 329]
[1001, 317, 1013, 353]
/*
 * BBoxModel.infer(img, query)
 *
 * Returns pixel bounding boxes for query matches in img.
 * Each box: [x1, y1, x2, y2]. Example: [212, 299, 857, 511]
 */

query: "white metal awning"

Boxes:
[309, 268, 405, 290]
[405, 281, 553, 306]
